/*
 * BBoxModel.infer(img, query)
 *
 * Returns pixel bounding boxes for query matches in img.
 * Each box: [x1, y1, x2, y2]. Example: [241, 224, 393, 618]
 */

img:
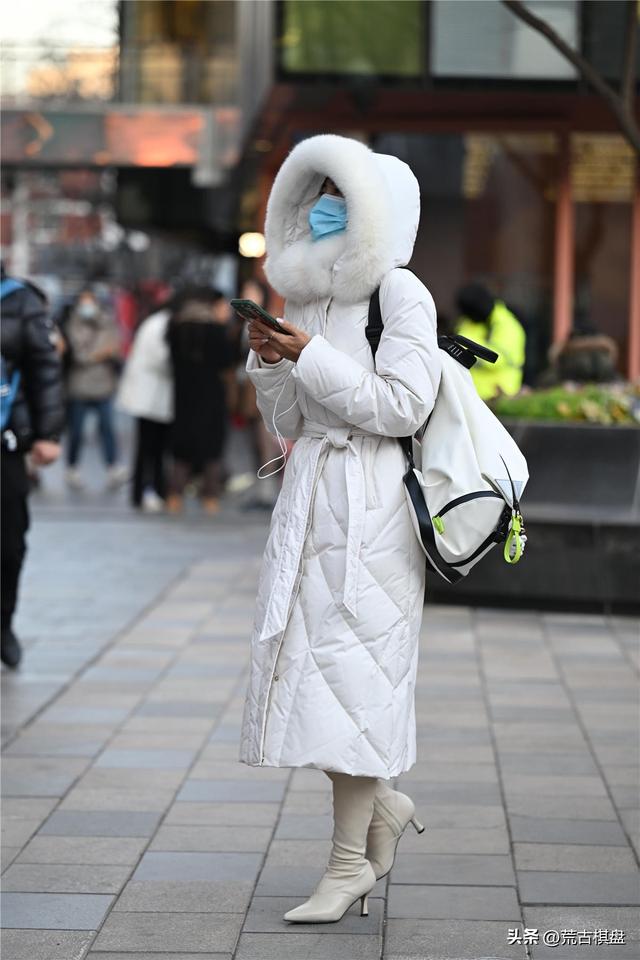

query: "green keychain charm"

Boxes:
[504, 509, 525, 564]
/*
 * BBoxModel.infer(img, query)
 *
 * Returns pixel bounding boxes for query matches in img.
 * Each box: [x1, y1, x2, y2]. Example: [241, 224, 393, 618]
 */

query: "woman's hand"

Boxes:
[248, 318, 311, 363]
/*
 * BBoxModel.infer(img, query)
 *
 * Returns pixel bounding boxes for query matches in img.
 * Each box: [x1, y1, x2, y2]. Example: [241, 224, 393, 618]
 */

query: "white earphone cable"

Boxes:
[256, 367, 296, 480]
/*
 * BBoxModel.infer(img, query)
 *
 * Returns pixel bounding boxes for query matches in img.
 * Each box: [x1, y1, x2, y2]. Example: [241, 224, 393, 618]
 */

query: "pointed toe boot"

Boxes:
[283, 773, 378, 924]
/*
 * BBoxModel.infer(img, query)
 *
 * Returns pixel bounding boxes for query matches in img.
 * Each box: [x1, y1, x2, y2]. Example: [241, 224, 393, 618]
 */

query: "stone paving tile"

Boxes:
[518, 871, 640, 905]
[177, 778, 286, 802]
[94, 748, 196, 769]
[2, 818, 44, 848]
[509, 816, 629, 845]
[1, 892, 113, 930]
[411, 826, 511, 854]
[505, 795, 619, 820]
[113, 879, 254, 914]
[87, 955, 229, 960]
[387, 882, 521, 920]
[384, 918, 528, 959]
[149, 825, 272, 852]
[92, 911, 243, 953]
[389, 852, 516, 886]
[0, 929, 95, 960]
[164, 802, 280, 827]
[234, 932, 382, 959]
[513, 842, 638, 873]
[17, 836, 148, 866]
[38, 811, 161, 838]
[1, 757, 89, 797]
[131, 851, 263, 883]
[524, 905, 639, 958]
[1, 847, 21, 871]
[2, 504, 638, 959]
[4, 727, 114, 758]
[58, 787, 175, 813]
[1, 863, 131, 894]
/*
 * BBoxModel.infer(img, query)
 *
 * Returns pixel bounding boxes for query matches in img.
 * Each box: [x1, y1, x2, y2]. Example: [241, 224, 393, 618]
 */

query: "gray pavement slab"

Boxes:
[234, 932, 382, 959]
[509, 816, 629, 845]
[389, 852, 516, 886]
[93, 911, 243, 953]
[518, 871, 640, 905]
[113, 879, 254, 914]
[387, 883, 521, 920]
[0, 929, 95, 960]
[38, 810, 161, 837]
[1, 488, 638, 959]
[0, 892, 113, 930]
[384, 918, 528, 960]
[87, 955, 230, 960]
[131, 850, 263, 883]
[1, 863, 131, 894]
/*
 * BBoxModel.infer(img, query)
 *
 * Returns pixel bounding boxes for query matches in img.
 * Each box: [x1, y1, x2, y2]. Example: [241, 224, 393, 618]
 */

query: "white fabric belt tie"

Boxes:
[257, 420, 375, 643]
[301, 421, 374, 620]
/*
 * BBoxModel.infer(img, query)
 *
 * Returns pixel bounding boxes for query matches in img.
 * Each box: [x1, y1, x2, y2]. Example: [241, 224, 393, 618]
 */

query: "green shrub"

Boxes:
[490, 384, 640, 426]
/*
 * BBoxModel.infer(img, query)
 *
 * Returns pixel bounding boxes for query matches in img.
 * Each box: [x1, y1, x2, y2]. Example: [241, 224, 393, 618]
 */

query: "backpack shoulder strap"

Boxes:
[365, 286, 383, 359]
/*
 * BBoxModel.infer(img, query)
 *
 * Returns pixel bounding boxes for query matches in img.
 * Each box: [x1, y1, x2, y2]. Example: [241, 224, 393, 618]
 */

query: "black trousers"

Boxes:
[132, 418, 169, 506]
[1, 451, 30, 633]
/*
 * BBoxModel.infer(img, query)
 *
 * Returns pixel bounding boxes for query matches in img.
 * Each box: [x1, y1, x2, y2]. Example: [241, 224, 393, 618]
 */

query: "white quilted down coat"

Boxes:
[239, 135, 442, 778]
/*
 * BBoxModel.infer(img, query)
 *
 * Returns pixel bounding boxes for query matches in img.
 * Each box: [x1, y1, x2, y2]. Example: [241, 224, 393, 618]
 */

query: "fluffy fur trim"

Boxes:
[264, 135, 395, 304]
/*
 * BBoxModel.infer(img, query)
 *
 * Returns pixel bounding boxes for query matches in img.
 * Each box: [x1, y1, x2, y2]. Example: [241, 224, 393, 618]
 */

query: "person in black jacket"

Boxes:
[165, 288, 234, 515]
[1, 266, 65, 668]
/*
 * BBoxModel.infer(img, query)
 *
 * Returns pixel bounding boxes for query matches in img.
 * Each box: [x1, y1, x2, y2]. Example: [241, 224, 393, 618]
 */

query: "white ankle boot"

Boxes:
[283, 773, 377, 923]
[365, 781, 425, 881]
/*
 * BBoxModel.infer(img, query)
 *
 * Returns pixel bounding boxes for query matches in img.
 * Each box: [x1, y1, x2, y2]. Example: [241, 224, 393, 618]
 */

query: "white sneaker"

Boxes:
[65, 467, 85, 490]
[141, 489, 164, 513]
[106, 464, 129, 489]
[226, 472, 255, 494]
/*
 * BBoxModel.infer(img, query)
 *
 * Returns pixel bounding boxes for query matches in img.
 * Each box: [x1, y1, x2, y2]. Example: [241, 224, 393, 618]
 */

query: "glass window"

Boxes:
[582, 0, 640, 84]
[280, 0, 424, 77]
[572, 134, 634, 370]
[431, 0, 578, 79]
[375, 132, 559, 383]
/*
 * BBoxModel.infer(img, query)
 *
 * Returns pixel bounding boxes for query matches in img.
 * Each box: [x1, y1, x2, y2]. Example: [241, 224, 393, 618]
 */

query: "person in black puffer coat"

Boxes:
[1, 265, 65, 668]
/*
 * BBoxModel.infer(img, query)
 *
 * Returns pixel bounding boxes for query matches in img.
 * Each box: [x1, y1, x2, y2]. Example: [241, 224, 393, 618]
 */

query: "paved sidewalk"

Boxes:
[1, 493, 639, 959]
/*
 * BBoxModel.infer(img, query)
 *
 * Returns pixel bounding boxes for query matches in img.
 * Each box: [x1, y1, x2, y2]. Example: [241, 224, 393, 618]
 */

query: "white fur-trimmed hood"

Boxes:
[264, 134, 420, 304]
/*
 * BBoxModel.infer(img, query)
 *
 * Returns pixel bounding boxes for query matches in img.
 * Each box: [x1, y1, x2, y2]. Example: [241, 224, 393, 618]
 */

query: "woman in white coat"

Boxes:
[116, 305, 173, 511]
[239, 134, 442, 923]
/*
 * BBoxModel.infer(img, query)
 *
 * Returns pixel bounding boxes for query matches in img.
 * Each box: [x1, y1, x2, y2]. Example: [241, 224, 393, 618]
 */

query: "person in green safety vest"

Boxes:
[455, 283, 526, 400]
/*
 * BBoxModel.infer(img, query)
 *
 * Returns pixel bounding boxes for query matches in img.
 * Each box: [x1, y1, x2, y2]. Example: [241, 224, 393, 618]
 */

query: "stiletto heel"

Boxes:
[410, 815, 425, 834]
[360, 893, 369, 917]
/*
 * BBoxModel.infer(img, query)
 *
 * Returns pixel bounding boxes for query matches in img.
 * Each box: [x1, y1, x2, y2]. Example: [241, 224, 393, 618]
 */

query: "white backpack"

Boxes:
[366, 282, 529, 584]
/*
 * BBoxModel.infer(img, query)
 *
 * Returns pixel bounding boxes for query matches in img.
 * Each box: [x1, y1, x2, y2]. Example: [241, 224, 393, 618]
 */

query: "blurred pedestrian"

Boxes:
[541, 320, 620, 385]
[64, 288, 127, 490]
[116, 298, 175, 512]
[455, 282, 526, 400]
[165, 287, 234, 515]
[1, 266, 65, 668]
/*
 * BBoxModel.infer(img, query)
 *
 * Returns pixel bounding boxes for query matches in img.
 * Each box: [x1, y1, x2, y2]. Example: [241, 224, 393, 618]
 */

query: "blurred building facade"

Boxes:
[1, 0, 638, 379]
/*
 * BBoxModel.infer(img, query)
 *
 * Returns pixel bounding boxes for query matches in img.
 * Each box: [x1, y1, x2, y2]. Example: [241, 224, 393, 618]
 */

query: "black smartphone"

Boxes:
[230, 299, 293, 336]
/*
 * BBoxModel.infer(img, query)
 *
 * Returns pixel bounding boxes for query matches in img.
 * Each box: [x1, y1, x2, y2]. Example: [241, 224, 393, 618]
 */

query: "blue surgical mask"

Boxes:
[308, 193, 347, 242]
